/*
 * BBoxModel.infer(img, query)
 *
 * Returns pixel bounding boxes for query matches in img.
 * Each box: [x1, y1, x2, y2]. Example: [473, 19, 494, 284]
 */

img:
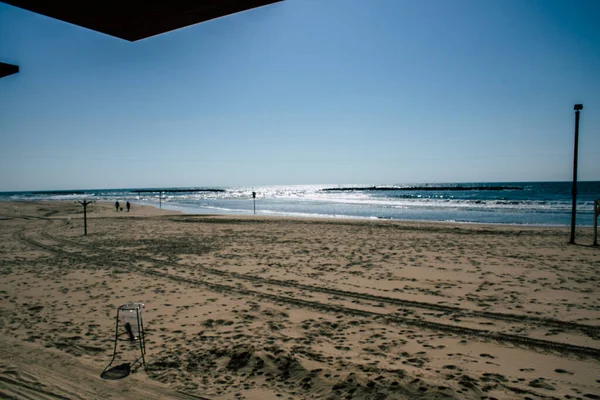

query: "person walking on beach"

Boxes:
[126, 201, 131, 212]
[115, 201, 120, 212]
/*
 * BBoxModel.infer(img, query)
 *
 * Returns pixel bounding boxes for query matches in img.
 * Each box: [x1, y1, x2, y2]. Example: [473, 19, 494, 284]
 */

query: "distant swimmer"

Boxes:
[115, 201, 120, 211]
[126, 201, 131, 212]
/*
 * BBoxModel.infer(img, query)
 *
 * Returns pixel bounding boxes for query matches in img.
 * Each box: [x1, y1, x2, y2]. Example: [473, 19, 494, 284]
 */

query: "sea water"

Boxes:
[1, 182, 599, 226]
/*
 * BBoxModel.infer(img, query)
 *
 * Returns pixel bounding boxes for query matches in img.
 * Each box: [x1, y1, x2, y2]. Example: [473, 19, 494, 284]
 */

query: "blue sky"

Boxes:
[1, 0, 598, 191]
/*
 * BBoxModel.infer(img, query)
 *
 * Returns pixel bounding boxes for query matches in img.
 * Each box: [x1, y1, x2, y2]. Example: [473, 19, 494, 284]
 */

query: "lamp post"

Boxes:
[569, 104, 583, 244]
[594, 200, 599, 246]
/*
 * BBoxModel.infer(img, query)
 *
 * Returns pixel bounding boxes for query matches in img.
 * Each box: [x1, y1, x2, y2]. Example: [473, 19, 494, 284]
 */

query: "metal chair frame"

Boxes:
[104, 303, 146, 373]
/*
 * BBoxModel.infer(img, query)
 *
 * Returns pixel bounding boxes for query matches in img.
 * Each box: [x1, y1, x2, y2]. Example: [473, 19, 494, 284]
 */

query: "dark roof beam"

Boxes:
[1, 1, 283, 41]
[0, 62, 19, 79]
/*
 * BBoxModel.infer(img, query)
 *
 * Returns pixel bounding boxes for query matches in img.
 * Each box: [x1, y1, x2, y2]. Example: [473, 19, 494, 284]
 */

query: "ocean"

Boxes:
[1, 182, 599, 226]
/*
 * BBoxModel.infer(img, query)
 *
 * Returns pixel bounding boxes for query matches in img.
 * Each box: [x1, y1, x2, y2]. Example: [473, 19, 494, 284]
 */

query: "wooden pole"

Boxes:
[78, 199, 93, 236]
[569, 105, 583, 244]
[252, 191, 256, 215]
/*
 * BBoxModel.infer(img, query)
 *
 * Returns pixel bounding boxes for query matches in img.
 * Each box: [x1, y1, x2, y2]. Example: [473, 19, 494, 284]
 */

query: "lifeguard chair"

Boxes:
[101, 302, 146, 379]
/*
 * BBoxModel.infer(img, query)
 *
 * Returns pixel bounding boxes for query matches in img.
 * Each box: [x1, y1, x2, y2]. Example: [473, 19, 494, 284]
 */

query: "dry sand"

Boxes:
[1, 200, 599, 400]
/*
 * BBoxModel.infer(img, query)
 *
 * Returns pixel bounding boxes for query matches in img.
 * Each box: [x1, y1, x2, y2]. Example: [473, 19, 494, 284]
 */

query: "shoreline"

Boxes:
[1, 181, 598, 228]
[133, 201, 593, 230]
[2, 199, 595, 232]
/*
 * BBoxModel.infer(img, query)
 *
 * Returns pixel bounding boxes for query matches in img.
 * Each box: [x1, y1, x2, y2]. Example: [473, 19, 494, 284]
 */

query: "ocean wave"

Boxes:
[301, 195, 593, 212]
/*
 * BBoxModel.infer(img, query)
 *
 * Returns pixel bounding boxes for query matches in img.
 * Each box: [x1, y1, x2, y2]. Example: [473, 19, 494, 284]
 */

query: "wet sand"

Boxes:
[1, 201, 599, 399]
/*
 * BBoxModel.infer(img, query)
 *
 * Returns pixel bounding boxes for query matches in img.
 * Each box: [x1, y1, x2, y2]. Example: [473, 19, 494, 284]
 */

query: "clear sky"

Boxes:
[1, 0, 599, 191]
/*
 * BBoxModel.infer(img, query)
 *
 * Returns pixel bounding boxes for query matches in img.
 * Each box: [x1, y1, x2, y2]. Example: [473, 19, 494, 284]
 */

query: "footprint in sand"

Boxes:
[554, 369, 573, 375]
[528, 378, 554, 391]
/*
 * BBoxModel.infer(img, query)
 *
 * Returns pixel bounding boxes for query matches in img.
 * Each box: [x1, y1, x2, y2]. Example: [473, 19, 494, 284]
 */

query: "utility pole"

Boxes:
[569, 104, 583, 244]
[78, 199, 94, 236]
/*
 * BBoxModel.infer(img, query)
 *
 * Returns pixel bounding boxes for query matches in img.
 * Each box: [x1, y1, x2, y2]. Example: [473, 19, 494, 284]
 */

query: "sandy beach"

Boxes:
[1, 200, 599, 400]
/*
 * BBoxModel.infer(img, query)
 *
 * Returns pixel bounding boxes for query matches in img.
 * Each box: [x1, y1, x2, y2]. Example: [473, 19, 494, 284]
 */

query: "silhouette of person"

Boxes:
[126, 201, 131, 212]
[115, 201, 120, 211]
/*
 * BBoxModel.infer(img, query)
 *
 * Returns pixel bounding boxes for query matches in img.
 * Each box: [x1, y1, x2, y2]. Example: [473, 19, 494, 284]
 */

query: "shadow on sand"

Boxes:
[100, 363, 131, 380]
[572, 242, 599, 249]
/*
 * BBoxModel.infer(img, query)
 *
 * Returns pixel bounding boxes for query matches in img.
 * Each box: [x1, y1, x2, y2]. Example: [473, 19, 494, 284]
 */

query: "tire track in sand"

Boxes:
[15, 223, 600, 359]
